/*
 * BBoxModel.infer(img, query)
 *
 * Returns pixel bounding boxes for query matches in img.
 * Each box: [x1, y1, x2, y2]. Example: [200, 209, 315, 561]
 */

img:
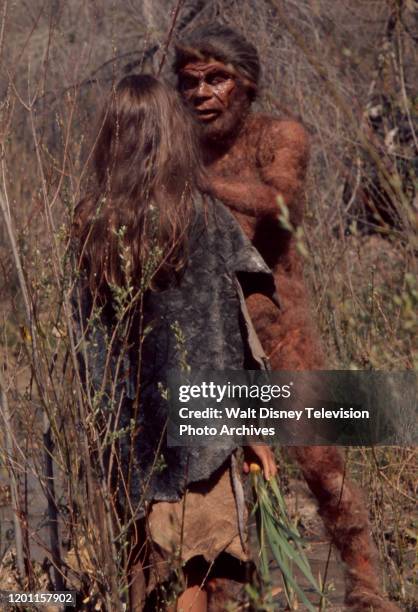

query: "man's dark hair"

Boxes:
[174, 24, 260, 98]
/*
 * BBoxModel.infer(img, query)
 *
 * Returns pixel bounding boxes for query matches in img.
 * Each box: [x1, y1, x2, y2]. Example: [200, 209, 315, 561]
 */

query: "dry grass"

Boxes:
[0, 0, 416, 609]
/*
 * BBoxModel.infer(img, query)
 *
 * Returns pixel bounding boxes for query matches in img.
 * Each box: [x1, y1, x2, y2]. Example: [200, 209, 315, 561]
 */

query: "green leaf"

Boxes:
[252, 472, 325, 610]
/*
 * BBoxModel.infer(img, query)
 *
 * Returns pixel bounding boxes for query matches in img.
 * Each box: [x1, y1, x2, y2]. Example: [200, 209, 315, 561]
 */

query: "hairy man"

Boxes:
[174, 24, 399, 611]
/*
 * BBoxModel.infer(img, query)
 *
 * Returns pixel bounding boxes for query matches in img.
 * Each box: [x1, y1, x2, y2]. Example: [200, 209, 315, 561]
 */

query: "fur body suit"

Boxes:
[206, 112, 399, 611]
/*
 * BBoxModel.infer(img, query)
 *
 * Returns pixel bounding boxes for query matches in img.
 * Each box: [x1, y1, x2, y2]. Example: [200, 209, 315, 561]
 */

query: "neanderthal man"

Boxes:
[174, 24, 399, 611]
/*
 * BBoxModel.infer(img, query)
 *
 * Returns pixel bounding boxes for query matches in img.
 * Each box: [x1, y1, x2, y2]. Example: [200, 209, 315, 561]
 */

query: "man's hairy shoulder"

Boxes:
[248, 113, 310, 166]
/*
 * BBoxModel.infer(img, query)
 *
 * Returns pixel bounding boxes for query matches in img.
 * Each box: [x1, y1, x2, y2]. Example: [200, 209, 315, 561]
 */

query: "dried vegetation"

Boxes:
[0, 1, 416, 609]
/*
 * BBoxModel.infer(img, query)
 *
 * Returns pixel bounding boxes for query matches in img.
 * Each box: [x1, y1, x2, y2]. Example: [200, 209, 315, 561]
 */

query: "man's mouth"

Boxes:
[195, 108, 221, 121]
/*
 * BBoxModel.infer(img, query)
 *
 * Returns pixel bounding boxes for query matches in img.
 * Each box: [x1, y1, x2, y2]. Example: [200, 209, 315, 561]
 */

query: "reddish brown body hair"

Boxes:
[175, 24, 399, 611]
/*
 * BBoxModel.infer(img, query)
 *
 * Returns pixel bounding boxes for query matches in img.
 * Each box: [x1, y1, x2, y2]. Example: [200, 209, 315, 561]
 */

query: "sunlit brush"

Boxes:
[250, 463, 324, 611]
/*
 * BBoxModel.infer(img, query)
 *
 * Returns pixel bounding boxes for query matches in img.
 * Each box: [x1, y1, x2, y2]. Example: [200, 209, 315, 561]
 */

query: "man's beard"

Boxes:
[200, 111, 239, 142]
[199, 101, 250, 146]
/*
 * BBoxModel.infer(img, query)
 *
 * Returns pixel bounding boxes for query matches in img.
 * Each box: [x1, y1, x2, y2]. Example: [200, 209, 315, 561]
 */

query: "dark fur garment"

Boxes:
[73, 193, 276, 515]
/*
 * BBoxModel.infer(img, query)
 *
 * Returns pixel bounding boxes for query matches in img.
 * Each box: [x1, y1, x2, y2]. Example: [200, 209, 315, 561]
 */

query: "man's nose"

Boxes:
[193, 80, 212, 102]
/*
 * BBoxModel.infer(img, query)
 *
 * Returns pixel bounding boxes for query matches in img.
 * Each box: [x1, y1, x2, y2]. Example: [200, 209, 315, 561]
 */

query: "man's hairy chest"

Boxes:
[208, 115, 270, 179]
[209, 145, 258, 179]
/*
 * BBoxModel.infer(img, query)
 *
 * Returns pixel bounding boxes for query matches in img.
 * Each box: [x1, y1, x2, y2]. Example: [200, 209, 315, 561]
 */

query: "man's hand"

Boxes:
[243, 444, 277, 480]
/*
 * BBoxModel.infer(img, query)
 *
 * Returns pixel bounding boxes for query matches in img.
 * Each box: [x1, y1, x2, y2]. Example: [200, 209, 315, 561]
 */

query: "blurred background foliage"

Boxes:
[0, 1, 416, 609]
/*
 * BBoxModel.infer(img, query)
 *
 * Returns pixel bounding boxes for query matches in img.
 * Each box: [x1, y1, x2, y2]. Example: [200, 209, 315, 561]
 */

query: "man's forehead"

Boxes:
[180, 60, 235, 76]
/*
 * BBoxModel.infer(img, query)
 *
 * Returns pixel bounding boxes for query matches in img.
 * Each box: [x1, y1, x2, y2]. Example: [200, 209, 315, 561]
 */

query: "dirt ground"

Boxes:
[2, 471, 413, 611]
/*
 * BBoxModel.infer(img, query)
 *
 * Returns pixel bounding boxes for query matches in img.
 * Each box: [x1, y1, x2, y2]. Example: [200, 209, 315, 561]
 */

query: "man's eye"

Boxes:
[207, 74, 228, 85]
[181, 77, 199, 90]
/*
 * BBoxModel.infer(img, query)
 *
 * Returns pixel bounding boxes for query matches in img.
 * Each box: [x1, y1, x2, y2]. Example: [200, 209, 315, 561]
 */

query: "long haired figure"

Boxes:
[73, 74, 277, 612]
[75, 74, 204, 294]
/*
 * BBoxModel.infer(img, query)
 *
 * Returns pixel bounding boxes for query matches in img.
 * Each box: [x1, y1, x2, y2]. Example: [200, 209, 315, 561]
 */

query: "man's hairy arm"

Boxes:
[209, 119, 310, 224]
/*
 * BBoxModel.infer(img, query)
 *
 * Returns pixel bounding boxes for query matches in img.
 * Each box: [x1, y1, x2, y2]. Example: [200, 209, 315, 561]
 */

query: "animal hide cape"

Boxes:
[72, 194, 276, 516]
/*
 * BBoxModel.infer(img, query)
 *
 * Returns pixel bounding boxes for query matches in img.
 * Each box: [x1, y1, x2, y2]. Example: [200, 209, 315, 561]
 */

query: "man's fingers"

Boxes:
[264, 459, 272, 480]
[242, 446, 278, 480]
[263, 455, 277, 480]
[243, 460, 277, 479]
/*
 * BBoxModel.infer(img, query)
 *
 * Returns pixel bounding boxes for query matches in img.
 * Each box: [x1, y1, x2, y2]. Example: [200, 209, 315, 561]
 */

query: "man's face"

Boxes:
[178, 60, 250, 141]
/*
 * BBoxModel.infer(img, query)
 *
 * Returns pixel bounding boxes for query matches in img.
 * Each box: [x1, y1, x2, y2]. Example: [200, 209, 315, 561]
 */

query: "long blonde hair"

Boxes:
[74, 74, 204, 295]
